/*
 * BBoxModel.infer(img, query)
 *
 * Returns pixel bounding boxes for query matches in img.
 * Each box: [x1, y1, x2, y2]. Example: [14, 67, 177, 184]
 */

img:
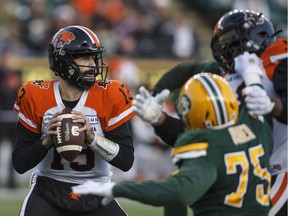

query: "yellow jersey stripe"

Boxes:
[171, 142, 209, 156]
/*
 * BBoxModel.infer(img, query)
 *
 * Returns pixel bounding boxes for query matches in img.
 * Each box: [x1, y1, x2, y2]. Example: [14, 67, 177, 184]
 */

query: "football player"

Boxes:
[212, 11, 287, 216]
[12, 25, 135, 216]
[72, 73, 273, 216]
[140, 9, 287, 216]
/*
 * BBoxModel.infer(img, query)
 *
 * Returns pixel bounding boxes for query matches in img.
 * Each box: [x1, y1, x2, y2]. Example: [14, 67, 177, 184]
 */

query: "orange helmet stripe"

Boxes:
[74, 25, 101, 47]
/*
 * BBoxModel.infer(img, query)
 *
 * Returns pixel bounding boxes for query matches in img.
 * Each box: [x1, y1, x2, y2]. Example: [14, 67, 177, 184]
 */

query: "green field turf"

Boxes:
[0, 197, 194, 216]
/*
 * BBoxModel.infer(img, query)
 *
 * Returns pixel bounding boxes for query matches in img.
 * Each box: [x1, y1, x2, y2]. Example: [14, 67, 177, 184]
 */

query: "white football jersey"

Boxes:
[14, 80, 135, 184]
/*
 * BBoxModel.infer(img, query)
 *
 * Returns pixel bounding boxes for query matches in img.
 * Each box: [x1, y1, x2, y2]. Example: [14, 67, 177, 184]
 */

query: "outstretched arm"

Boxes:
[132, 86, 183, 146]
[72, 157, 217, 207]
[153, 113, 185, 146]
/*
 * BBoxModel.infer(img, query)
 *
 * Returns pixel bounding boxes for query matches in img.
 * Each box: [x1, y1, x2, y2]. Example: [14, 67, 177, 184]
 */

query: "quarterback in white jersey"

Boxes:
[13, 25, 135, 216]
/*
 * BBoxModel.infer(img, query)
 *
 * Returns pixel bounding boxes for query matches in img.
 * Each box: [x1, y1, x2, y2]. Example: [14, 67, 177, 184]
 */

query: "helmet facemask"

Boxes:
[70, 52, 108, 89]
[211, 29, 244, 72]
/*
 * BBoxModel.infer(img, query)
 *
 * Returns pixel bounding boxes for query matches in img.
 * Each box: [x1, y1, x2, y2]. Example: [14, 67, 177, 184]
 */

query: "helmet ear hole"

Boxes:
[205, 111, 209, 121]
[230, 102, 237, 112]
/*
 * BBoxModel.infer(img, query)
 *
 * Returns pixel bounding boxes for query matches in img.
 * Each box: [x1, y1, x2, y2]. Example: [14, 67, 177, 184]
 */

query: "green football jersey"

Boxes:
[113, 61, 273, 215]
[113, 106, 273, 216]
[173, 105, 273, 215]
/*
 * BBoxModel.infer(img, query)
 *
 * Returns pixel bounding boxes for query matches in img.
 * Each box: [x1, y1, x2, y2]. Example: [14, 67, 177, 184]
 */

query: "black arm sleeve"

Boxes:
[105, 121, 134, 172]
[12, 122, 49, 174]
[153, 113, 185, 147]
[272, 59, 287, 124]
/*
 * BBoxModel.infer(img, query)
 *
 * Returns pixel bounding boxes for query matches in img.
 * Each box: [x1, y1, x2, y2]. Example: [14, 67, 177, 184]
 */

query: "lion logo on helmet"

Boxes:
[52, 31, 76, 50]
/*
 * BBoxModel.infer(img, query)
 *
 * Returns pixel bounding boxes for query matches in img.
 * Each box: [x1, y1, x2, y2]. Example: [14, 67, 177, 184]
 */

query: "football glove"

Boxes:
[72, 181, 115, 206]
[234, 52, 264, 86]
[242, 85, 275, 116]
[132, 86, 170, 124]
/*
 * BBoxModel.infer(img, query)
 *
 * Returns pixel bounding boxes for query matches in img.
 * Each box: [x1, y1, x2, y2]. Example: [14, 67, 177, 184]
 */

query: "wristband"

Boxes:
[88, 134, 119, 161]
[243, 65, 263, 86]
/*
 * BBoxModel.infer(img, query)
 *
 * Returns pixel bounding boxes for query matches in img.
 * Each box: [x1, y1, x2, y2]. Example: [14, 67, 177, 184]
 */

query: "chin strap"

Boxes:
[88, 134, 120, 161]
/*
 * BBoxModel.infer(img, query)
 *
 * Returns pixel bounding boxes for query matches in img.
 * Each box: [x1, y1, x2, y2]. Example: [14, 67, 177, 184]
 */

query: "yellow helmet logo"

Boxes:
[177, 73, 239, 130]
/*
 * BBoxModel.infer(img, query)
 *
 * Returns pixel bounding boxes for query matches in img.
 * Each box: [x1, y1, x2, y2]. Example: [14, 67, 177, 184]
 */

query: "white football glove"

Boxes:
[242, 85, 275, 116]
[72, 181, 115, 206]
[234, 51, 265, 86]
[132, 86, 170, 124]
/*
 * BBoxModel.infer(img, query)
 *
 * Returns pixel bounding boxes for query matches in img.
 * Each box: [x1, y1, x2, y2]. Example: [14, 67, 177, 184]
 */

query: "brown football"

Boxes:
[53, 108, 85, 161]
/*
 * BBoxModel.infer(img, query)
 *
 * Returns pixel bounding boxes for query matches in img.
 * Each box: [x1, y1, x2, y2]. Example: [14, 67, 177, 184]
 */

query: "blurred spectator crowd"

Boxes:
[0, 0, 200, 60]
[181, 0, 287, 38]
[1, 0, 286, 60]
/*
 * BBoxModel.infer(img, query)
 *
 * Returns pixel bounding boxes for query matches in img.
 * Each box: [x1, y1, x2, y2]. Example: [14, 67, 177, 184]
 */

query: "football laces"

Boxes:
[56, 126, 62, 144]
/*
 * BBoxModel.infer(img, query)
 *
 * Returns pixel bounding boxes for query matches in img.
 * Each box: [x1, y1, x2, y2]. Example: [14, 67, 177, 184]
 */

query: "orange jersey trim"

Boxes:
[261, 38, 288, 80]
[85, 80, 135, 132]
[14, 80, 58, 133]
[14, 79, 135, 134]
[271, 172, 288, 206]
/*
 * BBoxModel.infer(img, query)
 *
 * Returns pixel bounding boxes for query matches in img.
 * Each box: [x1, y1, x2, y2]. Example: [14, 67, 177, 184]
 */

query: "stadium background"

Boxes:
[0, 0, 286, 215]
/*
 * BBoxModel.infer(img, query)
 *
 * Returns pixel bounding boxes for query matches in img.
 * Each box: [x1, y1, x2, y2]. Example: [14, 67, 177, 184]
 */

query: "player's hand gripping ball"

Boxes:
[53, 108, 85, 161]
